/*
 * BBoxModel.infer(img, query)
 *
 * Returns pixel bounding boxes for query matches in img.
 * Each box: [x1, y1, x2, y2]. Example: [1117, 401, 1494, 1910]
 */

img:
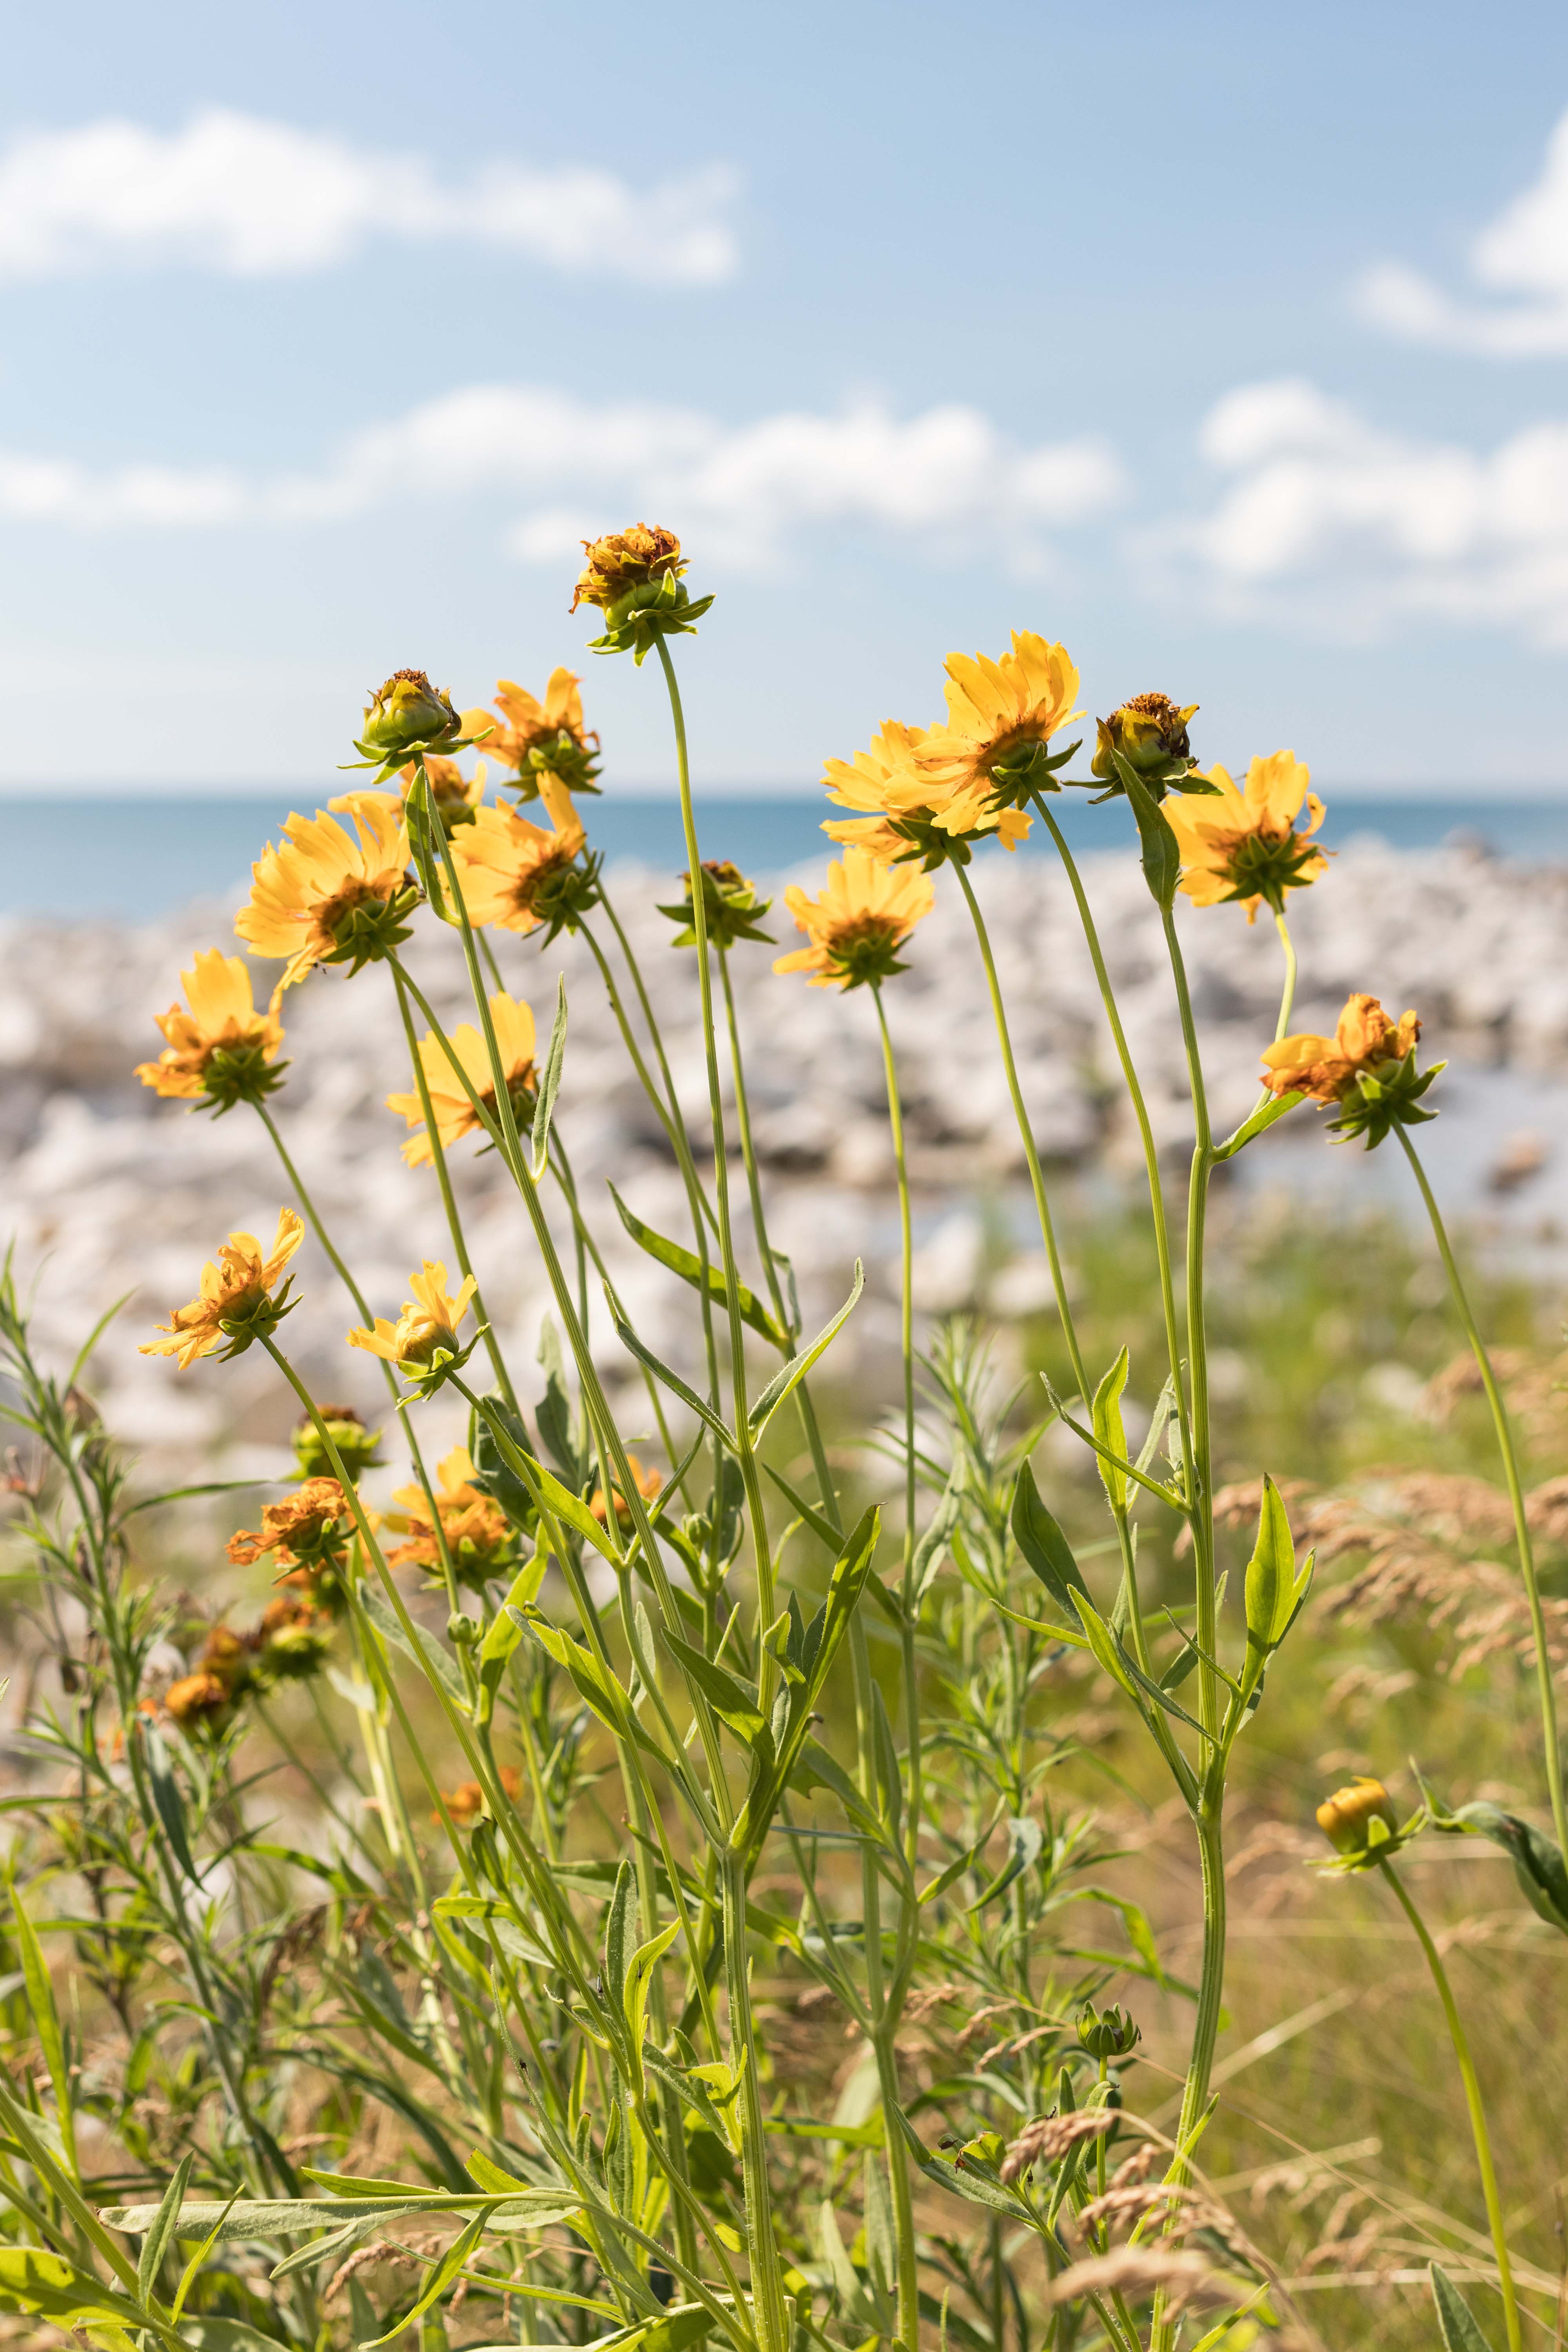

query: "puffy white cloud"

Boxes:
[1355, 106, 1568, 356]
[0, 383, 1129, 569]
[1176, 376, 1568, 642]
[0, 108, 739, 285]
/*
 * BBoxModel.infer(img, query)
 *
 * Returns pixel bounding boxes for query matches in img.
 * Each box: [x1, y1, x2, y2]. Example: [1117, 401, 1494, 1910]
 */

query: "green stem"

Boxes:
[1396, 1127, 1568, 1856]
[1036, 801, 1194, 1491]
[871, 983, 923, 1863]
[1271, 907, 1298, 1041]
[952, 860, 1090, 1401]
[1380, 1860, 1523, 2352]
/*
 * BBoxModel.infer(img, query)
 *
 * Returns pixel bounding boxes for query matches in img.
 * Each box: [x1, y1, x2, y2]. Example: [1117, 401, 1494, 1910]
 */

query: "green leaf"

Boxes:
[473, 1397, 626, 1568]
[916, 2151, 1027, 2218]
[762, 1462, 843, 1554]
[967, 1816, 1042, 1911]
[1424, 1795, 1568, 1936]
[622, 1918, 682, 2082]
[1241, 1477, 1313, 1698]
[530, 977, 568, 1181]
[1091, 1348, 1131, 1515]
[911, 1472, 962, 1600]
[604, 1301, 738, 1455]
[609, 1186, 788, 1346]
[663, 1634, 766, 1745]
[360, 1586, 470, 1715]
[7, 1876, 74, 2175]
[359, 2209, 488, 2347]
[1115, 757, 1182, 910]
[1212, 1089, 1304, 1160]
[1430, 2263, 1499, 2352]
[747, 1261, 864, 1439]
[0, 2246, 147, 2333]
[136, 2152, 193, 2306]
[1010, 1462, 1089, 1615]
[139, 1722, 203, 1886]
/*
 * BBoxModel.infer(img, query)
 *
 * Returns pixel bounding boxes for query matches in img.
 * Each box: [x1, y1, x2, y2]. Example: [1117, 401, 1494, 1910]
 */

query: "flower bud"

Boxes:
[447, 1610, 481, 1647]
[1091, 693, 1199, 786]
[352, 670, 465, 777]
[1076, 2000, 1141, 2061]
[658, 860, 775, 950]
[292, 1405, 384, 1484]
[1316, 1777, 1398, 1855]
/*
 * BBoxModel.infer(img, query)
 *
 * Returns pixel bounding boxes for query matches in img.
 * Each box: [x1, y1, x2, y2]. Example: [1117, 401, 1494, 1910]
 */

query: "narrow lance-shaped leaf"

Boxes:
[530, 976, 568, 1181]
[748, 1261, 865, 1439]
[7, 1876, 74, 2176]
[136, 2150, 194, 2307]
[1241, 1475, 1313, 1698]
[609, 1185, 787, 1346]
[1010, 1461, 1089, 1617]
[1430, 2263, 1499, 2352]
[1092, 1348, 1131, 1515]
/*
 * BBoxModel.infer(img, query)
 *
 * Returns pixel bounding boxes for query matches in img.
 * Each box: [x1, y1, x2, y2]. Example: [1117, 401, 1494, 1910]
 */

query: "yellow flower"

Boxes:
[385, 1445, 516, 1585]
[1163, 751, 1327, 922]
[134, 948, 286, 1107]
[140, 1209, 305, 1370]
[348, 1260, 478, 1383]
[1261, 994, 1421, 1106]
[822, 719, 1032, 866]
[570, 524, 686, 614]
[441, 1766, 523, 1826]
[590, 1454, 665, 1528]
[913, 632, 1083, 817]
[1090, 692, 1199, 784]
[235, 795, 412, 988]
[1316, 1777, 1398, 1855]
[385, 991, 536, 1167]
[448, 777, 589, 937]
[460, 668, 601, 796]
[773, 849, 935, 990]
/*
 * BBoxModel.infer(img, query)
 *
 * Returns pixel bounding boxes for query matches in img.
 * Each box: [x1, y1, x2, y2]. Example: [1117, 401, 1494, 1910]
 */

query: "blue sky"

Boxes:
[5, 0, 1568, 791]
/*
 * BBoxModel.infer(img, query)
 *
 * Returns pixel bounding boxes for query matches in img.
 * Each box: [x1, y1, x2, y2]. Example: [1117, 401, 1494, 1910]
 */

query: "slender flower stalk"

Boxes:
[1396, 1127, 1568, 1855]
[952, 860, 1091, 1402]
[1379, 1859, 1523, 2352]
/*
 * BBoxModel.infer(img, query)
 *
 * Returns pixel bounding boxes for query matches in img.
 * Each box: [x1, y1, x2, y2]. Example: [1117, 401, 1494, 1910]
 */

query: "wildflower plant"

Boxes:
[0, 524, 1562, 2352]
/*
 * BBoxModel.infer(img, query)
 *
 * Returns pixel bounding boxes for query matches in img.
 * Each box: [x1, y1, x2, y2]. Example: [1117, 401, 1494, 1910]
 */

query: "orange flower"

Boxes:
[822, 720, 1031, 864]
[448, 776, 587, 934]
[913, 632, 1082, 821]
[441, 1766, 523, 1826]
[134, 949, 285, 1104]
[590, 1455, 664, 1528]
[140, 1209, 304, 1370]
[385, 1446, 516, 1584]
[385, 991, 535, 1168]
[236, 795, 411, 989]
[773, 850, 934, 990]
[227, 1478, 352, 1568]
[348, 1261, 477, 1383]
[1260, 994, 1421, 1106]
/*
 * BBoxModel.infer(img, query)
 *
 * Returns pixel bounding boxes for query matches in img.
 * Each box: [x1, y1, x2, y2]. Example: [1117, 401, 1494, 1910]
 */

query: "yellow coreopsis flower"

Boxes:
[448, 775, 590, 938]
[385, 991, 537, 1166]
[822, 719, 1032, 865]
[914, 632, 1084, 820]
[348, 1260, 478, 1385]
[385, 1445, 516, 1584]
[134, 948, 286, 1109]
[590, 1454, 665, 1528]
[235, 795, 412, 988]
[460, 668, 601, 797]
[1260, 993, 1421, 1107]
[1163, 750, 1328, 922]
[227, 1478, 352, 1568]
[140, 1209, 305, 1370]
[773, 848, 935, 990]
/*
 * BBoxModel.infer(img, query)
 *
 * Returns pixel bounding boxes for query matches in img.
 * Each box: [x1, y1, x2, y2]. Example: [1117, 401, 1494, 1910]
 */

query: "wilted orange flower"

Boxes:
[914, 633, 1083, 820]
[1163, 750, 1327, 922]
[163, 1671, 232, 1728]
[385, 991, 535, 1167]
[140, 1210, 305, 1371]
[348, 1261, 477, 1379]
[591, 1455, 664, 1527]
[1261, 994, 1421, 1106]
[461, 669, 599, 787]
[386, 1446, 515, 1582]
[774, 850, 934, 990]
[134, 949, 285, 1102]
[571, 525, 685, 614]
[235, 795, 410, 988]
[227, 1478, 352, 1568]
[448, 777, 586, 933]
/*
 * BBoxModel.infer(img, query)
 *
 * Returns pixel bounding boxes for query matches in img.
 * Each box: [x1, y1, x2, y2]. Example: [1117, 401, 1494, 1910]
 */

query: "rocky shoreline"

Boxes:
[2, 837, 1564, 1484]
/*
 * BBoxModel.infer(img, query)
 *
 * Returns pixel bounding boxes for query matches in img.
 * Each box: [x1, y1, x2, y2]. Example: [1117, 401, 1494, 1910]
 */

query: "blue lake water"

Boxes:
[4, 789, 1568, 919]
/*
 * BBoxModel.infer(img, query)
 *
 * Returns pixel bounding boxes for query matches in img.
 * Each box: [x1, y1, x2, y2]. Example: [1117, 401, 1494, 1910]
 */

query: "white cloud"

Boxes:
[0, 384, 1129, 570]
[1355, 106, 1568, 355]
[0, 108, 739, 285]
[1176, 376, 1568, 643]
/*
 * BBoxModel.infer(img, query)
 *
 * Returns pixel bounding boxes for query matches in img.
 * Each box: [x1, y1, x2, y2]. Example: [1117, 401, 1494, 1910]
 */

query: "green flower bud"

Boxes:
[1076, 2001, 1141, 2061]
[658, 861, 775, 951]
[292, 1406, 384, 1485]
[356, 670, 465, 765]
